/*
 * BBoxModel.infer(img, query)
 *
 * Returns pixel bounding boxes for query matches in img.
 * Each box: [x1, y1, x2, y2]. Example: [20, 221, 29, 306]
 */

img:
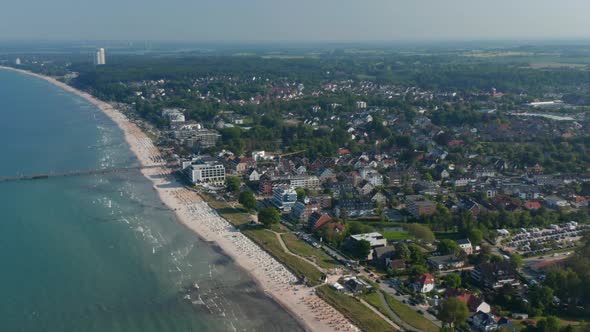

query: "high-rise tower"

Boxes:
[95, 48, 106, 65]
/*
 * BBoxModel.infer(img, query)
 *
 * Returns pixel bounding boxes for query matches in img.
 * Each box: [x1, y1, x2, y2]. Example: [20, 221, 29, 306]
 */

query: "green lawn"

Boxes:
[382, 292, 439, 332]
[381, 230, 414, 241]
[361, 292, 399, 325]
[316, 285, 396, 332]
[242, 228, 323, 286]
[199, 194, 251, 226]
[280, 233, 339, 269]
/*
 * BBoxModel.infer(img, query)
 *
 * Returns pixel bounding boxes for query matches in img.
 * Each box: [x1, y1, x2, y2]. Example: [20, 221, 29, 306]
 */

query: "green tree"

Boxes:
[238, 191, 257, 211]
[355, 239, 372, 259]
[348, 221, 373, 235]
[295, 188, 306, 200]
[443, 273, 462, 289]
[468, 228, 484, 246]
[406, 223, 435, 243]
[437, 239, 460, 255]
[397, 242, 411, 261]
[225, 176, 241, 192]
[529, 285, 554, 314]
[258, 207, 280, 228]
[439, 297, 470, 329]
[535, 316, 561, 332]
[509, 253, 524, 269]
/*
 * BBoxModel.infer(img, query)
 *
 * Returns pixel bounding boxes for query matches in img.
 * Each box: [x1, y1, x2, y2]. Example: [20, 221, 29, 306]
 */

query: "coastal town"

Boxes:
[3, 43, 590, 332]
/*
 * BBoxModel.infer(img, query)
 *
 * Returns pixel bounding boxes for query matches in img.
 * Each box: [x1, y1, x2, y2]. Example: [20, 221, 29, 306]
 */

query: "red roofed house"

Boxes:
[523, 200, 542, 210]
[571, 195, 589, 208]
[317, 221, 346, 234]
[416, 273, 435, 293]
[338, 148, 351, 155]
[308, 212, 332, 230]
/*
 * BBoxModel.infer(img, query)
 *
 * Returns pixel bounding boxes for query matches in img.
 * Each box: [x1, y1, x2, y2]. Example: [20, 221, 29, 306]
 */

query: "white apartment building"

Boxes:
[188, 162, 226, 186]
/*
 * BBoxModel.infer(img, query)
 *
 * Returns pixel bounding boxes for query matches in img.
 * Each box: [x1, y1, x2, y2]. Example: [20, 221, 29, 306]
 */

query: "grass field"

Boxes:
[280, 233, 339, 269]
[199, 194, 252, 227]
[242, 228, 323, 286]
[381, 230, 414, 241]
[382, 292, 439, 332]
[361, 292, 399, 325]
[316, 285, 396, 332]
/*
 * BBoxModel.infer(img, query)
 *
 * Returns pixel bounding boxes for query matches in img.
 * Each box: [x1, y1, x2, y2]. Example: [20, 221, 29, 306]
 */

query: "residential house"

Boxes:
[457, 238, 474, 255]
[373, 247, 397, 267]
[343, 276, 372, 294]
[235, 157, 256, 174]
[456, 293, 491, 314]
[318, 168, 336, 183]
[544, 196, 569, 208]
[359, 182, 375, 196]
[428, 254, 465, 271]
[482, 186, 497, 199]
[570, 195, 588, 208]
[473, 167, 496, 178]
[371, 191, 387, 205]
[291, 200, 320, 224]
[308, 212, 332, 230]
[386, 259, 406, 271]
[469, 311, 498, 332]
[523, 200, 542, 210]
[415, 273, 435, 293]
[246, 168, 262, 182]
[454, 177, 476, 187]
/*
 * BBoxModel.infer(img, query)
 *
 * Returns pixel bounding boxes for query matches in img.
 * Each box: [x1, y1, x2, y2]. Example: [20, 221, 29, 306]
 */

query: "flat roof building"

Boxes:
[186, 161, 226, 187]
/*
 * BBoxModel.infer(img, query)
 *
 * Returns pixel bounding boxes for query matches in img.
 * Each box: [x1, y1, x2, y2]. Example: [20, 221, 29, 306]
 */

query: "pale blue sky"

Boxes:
[1, 0, 589, 41]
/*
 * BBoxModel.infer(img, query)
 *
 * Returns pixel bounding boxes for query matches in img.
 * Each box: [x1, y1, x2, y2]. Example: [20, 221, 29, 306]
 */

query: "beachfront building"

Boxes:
[174, 125, 220, 150]
[161, 108, 186, 129]
[187, 161, 226, 186]
[271, 186, 298, 211]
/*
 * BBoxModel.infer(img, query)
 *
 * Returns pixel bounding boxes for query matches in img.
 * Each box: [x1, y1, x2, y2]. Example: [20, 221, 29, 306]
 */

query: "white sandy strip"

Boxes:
[0, 66, 358, 332]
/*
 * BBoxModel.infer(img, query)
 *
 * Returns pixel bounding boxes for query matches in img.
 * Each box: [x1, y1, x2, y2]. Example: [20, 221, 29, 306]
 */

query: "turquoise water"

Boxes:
[0, 69, 303, 332]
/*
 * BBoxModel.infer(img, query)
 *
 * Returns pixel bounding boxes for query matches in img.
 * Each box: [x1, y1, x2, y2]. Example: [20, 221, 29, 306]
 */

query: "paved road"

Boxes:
[380, 282, 442, 328]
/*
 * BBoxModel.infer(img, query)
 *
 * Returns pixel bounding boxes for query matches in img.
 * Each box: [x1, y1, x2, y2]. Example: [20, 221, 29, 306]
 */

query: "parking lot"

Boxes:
[504, 223, 587, 256]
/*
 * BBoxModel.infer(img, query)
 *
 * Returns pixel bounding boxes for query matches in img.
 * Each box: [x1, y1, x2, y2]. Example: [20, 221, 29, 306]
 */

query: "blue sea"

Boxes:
[0, 69, 303, 332]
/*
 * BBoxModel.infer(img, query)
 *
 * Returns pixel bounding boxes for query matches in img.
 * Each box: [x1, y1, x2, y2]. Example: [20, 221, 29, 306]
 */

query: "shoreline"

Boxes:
[0, 66, 357, 332]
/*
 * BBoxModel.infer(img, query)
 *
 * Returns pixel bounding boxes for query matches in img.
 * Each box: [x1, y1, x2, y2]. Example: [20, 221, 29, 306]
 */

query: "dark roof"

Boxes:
[373, 246, 396, 259]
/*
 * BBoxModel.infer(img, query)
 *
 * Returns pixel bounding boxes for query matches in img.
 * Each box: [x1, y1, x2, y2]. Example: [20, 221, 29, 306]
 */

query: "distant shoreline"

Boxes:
[0, 66, 353, 332]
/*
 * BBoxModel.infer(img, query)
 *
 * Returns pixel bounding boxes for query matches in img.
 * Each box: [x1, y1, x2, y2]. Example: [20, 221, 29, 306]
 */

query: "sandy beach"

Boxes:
[0, 66, 358, 332]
